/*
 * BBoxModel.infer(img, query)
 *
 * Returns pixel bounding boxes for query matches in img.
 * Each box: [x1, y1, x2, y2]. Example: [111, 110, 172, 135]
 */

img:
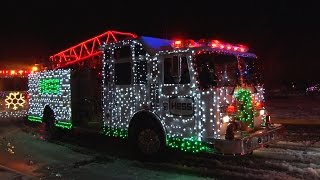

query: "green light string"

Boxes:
[234, 88, 254, 128]
[27, 115, 42, 122]
[166, 135, 212, 153]
[103, 127, 212, 153]
[27, 115, 72, 129]
[55, 121, 72, 129]
[38, 78, 60, 95]
[104, 126, 128, 139]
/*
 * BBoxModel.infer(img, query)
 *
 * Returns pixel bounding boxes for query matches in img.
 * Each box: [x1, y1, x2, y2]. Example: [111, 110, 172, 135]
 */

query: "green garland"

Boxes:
[234, 88, 254, 128]
[166, 135, 212, 153]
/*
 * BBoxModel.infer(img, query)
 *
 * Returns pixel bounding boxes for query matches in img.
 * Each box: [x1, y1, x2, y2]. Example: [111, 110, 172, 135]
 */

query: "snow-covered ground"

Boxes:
[266, 95, 320, 124]
[0, 95, 319, 180]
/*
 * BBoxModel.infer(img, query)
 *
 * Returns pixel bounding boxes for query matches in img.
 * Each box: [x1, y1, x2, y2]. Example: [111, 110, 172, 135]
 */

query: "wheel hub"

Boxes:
[137, 129, 160, 155]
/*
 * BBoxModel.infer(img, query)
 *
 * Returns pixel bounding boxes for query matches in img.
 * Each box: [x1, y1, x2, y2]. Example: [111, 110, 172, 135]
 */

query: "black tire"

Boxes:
[129, 118, 166, 161]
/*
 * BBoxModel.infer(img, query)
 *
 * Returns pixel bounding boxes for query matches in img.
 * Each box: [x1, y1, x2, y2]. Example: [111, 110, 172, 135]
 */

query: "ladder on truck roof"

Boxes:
[49, 30, 138, 69]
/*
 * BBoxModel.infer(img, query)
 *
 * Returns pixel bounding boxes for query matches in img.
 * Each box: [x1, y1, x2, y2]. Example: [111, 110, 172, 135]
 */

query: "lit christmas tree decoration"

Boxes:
[233, 88, 254, 128]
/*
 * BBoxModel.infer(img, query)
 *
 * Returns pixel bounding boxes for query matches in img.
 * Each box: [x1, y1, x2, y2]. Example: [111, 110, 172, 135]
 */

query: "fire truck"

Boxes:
[27, 30, 283, 156]
[0, 65, 39, 118]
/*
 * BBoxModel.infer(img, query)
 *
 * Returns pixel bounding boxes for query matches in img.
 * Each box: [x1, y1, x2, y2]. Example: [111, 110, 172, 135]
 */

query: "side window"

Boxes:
[114, 45, 131, 60]
[180, 57, 190, 84]
[115, 62, 131, 85]
[164, 55, 190, 84]
[164, 57, 175, 84]
[171, 56, 179, 78]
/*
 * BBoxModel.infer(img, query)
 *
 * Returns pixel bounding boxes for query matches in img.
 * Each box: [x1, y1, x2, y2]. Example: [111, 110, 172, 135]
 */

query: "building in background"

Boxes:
[0, 64, 40, 118]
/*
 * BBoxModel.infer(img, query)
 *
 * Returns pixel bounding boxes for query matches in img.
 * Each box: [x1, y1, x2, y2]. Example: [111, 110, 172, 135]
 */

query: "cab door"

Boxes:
[109, 44, 134, 126]
[160, 53, 195, 137]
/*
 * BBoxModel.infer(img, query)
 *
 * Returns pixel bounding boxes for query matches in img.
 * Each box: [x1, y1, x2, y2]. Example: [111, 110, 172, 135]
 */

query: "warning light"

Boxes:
[32, 66, 38, 72]
[171, 39, 197, 48]
[172, 40, 183, 48]
[255, 102, 263, 109]
[226, 105, 235, 113]
[169, 38, 249, 52]
[208, 40, 249, 52]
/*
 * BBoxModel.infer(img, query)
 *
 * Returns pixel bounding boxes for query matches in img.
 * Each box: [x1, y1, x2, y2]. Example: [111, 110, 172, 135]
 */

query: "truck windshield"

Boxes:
[238, 56, 262, 86]
[194, 53, 260, 89]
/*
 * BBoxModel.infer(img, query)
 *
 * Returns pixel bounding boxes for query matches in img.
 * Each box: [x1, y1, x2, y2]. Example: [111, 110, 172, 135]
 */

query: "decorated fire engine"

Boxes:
[27, 30, 283, 156]
[0, 65, 39, 118]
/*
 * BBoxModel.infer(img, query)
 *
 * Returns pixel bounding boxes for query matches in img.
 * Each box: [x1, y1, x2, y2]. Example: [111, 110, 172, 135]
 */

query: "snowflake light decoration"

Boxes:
[5, 92, 26, 110]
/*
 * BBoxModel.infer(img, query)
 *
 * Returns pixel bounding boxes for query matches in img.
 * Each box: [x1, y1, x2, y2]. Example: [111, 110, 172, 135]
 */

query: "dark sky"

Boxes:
[1, 0, 319, 87]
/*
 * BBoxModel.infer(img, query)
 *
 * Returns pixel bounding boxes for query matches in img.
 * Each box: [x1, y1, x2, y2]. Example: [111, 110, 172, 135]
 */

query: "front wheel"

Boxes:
[129, 122, 166, 161]
[137, 128, 162, 155]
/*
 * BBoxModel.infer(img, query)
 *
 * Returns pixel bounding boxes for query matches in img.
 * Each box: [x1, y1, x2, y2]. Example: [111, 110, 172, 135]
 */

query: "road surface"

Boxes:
[0, 164, 32, 180]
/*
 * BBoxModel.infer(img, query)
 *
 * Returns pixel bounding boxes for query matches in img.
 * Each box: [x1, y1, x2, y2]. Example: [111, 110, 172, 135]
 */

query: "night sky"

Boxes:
[1, 1, 319, 88]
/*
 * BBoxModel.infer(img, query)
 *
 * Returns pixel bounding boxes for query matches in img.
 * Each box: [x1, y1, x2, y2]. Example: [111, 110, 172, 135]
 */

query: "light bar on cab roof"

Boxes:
[172, 40, 182, 48]
[171, 38, 249, 52]
[209, 40, 249, 52]
[172, 39, 196, 48]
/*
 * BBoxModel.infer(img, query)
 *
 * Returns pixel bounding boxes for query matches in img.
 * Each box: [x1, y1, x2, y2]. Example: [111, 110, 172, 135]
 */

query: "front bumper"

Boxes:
[210, 124, 284, 155]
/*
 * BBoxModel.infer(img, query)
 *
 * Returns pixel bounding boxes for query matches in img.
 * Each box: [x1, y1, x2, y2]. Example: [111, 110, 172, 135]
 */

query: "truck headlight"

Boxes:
[222, 115, 230, 123]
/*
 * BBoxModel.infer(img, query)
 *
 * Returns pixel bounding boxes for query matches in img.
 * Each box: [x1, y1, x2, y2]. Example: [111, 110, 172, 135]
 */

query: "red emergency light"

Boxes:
[208, 40, 249, 52]
[171, 38, 249, 52]
[172, 40, 183, 48]
[171, 39, 197, 48]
